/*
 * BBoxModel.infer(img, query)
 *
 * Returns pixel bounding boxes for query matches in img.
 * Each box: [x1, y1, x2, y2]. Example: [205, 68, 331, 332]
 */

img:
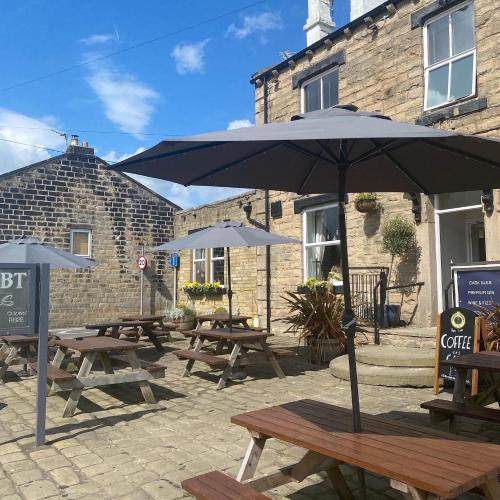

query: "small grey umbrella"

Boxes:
[154, 220, 299, 331]
[0, 236, 95, 269]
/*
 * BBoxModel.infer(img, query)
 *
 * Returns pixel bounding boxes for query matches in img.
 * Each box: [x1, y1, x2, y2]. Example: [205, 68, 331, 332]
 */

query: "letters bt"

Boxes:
[0, 272, 28, 289]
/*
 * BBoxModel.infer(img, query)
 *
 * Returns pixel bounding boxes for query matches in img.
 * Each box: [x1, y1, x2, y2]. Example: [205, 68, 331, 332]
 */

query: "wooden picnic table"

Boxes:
[195, 313, 252, 330]
[231, 399, 500, 499]
[121, 315, 172, 336]
[0, 335, 38, 382]
[85, 320, 165, 352]
[36, 336, 165, 417]
[175, 328, 286, 390]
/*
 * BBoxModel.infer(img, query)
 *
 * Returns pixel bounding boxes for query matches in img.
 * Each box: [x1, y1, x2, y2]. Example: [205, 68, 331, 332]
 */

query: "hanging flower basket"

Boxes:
[182, 281, 226, 298]
[355, 199, 378, 213]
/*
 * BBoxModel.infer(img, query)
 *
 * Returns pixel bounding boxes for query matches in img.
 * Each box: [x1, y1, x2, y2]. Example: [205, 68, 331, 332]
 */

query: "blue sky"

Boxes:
[0, 0, 349, 208]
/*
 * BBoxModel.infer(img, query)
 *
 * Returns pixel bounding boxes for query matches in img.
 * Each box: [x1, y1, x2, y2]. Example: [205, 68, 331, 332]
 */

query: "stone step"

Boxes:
[330, 355, 435, 387]
[356, 345, 435, 368]
[378, 326, 436, 348]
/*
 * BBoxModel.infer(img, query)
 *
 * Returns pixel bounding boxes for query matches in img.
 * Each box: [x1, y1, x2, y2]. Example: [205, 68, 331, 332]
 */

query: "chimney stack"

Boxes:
[304, 0, 334, 46]
[70, 134, 79, 146]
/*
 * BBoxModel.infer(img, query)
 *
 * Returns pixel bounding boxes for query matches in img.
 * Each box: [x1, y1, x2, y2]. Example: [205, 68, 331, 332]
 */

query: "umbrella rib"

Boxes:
[350, 138, 406, 167]
[184, 143, 282, 185]
[421, 138, 500, 169]
[284, 143, 338, 166]
[315, 140, 340, 164]
[369, 139, 430, 194]
[298, 157, 322, 194]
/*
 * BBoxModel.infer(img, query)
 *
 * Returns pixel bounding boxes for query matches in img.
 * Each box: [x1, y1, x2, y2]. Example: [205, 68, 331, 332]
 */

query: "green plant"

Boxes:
[165, 304, 196, 320]
[328, 268, 342, 282]
[297, 278, 330, 293]
[213, 306, 228, 314]
[477, 303, 500, 351]
[182, 281, 225, 297]
[381, 215, 416, 257]
[355, 192, 377, 202]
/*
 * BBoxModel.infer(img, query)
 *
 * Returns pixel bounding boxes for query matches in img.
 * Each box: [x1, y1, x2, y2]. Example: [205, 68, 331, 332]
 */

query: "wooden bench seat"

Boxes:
[242, 344, 294, 358]
[174, 350, 228, 368]
[145, 363, 166, 378]
[182, 471, 269, 499]
[421, 398, 500, 425]
[29, 362, 76, 382]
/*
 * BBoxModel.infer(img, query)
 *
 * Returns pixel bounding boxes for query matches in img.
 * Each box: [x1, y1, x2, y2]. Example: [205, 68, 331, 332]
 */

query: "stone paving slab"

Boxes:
[0, 332, 497, 499]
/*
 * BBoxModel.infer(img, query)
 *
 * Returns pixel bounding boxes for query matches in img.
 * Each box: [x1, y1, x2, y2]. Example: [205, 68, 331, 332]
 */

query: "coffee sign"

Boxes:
[0, 264, 38, 336]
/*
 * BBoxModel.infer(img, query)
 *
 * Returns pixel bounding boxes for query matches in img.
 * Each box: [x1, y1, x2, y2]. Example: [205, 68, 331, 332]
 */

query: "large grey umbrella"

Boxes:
[112, 104, 500, 437]
[154, 220, 298, 331]
[0, 236, 96, 269]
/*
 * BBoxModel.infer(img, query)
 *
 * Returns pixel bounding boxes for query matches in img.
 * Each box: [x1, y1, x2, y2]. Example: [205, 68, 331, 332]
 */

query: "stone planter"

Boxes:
[170, 316, 195, 331]
[355, 199, 378, 213]
[303, 337, 346, 365]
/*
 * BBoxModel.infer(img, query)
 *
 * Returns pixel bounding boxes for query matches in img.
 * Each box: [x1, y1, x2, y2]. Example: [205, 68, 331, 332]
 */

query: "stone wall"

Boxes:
[0, 144, 178, 328]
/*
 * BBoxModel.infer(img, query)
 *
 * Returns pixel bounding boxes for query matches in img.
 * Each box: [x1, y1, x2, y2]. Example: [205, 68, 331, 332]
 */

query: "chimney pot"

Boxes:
[70, 135, 79, 146]
[304, 0, 334, 46]
[82, 141, 89, 147]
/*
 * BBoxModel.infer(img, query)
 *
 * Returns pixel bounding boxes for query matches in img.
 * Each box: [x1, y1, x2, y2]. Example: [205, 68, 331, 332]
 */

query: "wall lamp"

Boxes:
[482, 189, 494, 214]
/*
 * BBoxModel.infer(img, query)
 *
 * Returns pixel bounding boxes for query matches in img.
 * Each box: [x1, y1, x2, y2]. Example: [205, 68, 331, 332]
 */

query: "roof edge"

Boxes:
[177, 189, 256, 214]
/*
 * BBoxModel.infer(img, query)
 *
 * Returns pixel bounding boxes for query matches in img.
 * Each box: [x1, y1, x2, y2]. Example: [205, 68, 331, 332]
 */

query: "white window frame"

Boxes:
[302, 202, 341, 281]
[210, 247, 225, 284]
[300, 68, 339, 113]
[192, 248, 206, 282]
[70, 229, 92, 258]
[423, 1, 476, 111]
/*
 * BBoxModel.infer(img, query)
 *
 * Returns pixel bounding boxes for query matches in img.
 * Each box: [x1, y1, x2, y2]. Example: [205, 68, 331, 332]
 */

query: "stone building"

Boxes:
[0, 137, 179, 328]
[174, 0, 499, 333]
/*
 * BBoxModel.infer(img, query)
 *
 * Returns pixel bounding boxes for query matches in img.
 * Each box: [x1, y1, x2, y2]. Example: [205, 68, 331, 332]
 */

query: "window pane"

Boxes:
[306, 206, 339, 244]
[437, 191, 481, 210]
[427, 64, 449, 108]
[212, 247, 224, 258]
[427, 16, 449, 65]
[304, 79, 321, 112]
[450, 54, 474, 101]
[322, 71, 339, 109]
[194, 248, 205, 260]
[72, 232, 89, 255]
[194, 261, 205, 282]
[212, 260, 224, 284]
[306, 245, 341, 280]
[451, 4, 474, 55]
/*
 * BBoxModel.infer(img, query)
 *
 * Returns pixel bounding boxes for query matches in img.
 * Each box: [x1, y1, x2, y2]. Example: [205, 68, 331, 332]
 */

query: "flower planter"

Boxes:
[170, 317, 195, 331]
[303, 337, 346, 365]
[355, 199, 378, 213]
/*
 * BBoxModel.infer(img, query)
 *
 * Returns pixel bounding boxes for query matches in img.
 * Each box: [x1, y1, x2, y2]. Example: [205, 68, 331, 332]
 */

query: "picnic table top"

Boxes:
[85, 320, 154, 329]
[190, 328, 271, 342]
[196, 313, 251, 322]
[441, 351, 500, 372]
[121, 315, 165, 322]
[0, 335, 38, 345]
[231, 399, 500, 498]
[55, 336, 141, 353]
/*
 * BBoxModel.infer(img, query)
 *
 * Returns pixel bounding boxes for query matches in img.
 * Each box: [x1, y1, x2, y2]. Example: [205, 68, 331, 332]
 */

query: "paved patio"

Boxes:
[0, 332, 497, 499]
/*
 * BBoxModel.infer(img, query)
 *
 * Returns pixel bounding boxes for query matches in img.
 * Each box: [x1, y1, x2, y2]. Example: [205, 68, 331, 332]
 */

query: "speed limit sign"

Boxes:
[137, 256, 148, 271]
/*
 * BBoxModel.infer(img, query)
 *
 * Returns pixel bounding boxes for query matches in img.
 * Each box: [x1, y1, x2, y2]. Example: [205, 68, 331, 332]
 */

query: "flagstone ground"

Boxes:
[0, 333, 497, 499]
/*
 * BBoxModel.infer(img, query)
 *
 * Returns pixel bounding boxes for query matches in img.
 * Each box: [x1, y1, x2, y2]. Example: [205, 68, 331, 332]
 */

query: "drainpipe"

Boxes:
[263, 76, 271, 333]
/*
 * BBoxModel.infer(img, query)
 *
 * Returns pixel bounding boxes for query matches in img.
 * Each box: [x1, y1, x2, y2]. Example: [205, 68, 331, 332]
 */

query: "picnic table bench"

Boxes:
[226, 399, 500, 499]
[422, 351, 500, 431]
[121, 314, 172, 341]
[0, 335, 39, 382]
[85, 320, 165, 352]
[175, 328, 286, 390]
[31, 336, 165, 417]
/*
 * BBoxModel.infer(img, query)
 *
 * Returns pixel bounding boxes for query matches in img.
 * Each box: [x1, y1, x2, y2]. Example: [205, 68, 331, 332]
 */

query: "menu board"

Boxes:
[453, 263, 500, 311]
[0, 264, 38, 336]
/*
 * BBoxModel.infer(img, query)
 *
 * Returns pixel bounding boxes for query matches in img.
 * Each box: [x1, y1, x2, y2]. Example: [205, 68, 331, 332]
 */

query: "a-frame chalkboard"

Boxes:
[433, 307, 481, 395]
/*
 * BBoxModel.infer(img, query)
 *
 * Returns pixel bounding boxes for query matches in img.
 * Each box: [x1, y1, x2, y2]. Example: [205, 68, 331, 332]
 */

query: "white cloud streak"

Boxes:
[0, 109, 66, 175]
[79, 33, 115, 45]
[171, 39, 210, 75]
[227, 12, 283, 40]
[227, 119, 253, 130]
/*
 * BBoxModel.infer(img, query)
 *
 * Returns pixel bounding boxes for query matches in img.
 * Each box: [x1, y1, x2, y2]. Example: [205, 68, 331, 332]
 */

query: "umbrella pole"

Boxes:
[338, 164, 366, 498]
[227, 247, 233, 333]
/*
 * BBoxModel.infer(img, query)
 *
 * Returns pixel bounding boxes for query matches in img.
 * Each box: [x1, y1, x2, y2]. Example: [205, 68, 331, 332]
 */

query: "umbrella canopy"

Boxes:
[112, 104, 500, 444]
[0, 236, 95, 269]
[112, 105, 500, 195]
[154, 220, 299, 251]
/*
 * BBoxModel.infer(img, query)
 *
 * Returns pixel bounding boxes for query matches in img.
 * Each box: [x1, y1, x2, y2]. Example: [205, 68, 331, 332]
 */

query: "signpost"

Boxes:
[433, 307, 480, 395]
[137, 249, 147, 315]
[169, 253, 179, 308]
[0, 263, 49, 446]
[452, 262, 500, 311]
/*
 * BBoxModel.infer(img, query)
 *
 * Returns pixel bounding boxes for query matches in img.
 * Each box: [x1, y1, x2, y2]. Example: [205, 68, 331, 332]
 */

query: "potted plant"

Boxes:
[182, 281, 226, 298]
[328, 268, 343, 291]
[297, 278, 329, 294]
[281, 288, 346, 365]
[165, 304, 196, 330]
[354, 192, 379, 213]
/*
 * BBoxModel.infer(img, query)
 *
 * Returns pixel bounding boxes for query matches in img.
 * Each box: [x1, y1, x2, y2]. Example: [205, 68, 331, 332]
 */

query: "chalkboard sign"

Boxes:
[433, 307, 480, 394]
[453, 262, 500, 311]
[0, 264, 38, 336]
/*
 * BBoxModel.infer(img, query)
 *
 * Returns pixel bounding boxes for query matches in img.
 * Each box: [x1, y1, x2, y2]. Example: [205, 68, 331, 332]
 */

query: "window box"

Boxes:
[182, 281, 227, 298]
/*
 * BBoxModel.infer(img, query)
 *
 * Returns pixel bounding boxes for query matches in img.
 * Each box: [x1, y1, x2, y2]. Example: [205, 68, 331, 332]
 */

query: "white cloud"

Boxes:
[101, 147, 146, 164]
[79, 33, 115, 45]
[227, 119, 253, 130]
[227, 12, 283, 40]
[87, 66, 159, 136]
[0, 109, 66, 175]
[171, 39, 210, 75]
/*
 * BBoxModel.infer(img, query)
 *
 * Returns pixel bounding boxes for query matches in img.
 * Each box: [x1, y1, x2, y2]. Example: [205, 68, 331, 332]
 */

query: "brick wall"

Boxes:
[0, 145, 178, 328]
